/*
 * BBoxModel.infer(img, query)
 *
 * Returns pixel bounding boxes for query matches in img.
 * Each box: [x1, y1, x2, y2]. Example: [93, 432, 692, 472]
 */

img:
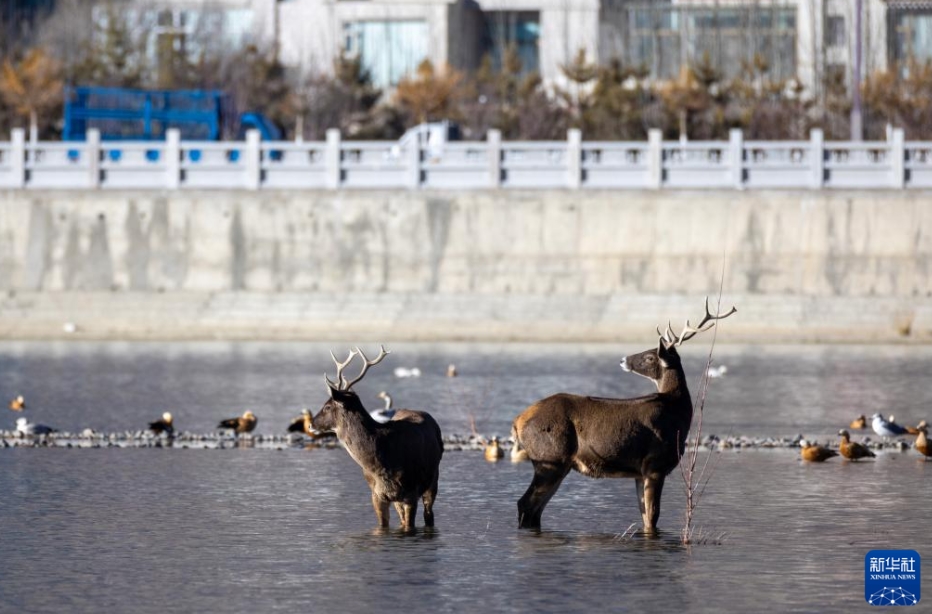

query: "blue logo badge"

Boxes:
[865, 550, 921, 606]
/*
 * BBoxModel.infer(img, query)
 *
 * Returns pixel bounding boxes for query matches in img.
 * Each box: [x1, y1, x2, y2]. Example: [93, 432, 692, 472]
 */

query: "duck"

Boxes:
[510, 439, 528, 463]
[148, 412, 174, 436]
[888, 415, 922, 435]
[393, 367, 421, 378]
[837, 429, 876, 461]
[15, 417, 55, 436]
[706, 365, 728, 379]
[872, 413, 908, 439]
[9, 395, 25, 412]
[484, 436, 504, 462]
[915, 422, 930, 459]
[446, 364, 458, 377]
[371, 392, 396, 424]
[218, 410, 257, 435]
[287, 409, 323, 438]
[849, 414, 867, 430]
[800, 440, 838, 462]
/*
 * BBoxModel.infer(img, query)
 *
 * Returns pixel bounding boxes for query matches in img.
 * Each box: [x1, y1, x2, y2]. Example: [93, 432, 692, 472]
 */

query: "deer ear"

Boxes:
[331, 387, 356, 404]
[657, 338, 671, 368]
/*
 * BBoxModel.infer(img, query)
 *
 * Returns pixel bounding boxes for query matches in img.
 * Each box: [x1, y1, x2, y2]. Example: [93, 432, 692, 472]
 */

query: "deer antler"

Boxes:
[325, 348, 360, 390]
[659, 297, 737, 348]
[343, 345, 391, 391]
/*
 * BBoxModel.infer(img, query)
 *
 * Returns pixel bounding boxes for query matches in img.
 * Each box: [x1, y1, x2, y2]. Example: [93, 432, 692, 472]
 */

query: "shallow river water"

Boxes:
[0, 342, 930, 612]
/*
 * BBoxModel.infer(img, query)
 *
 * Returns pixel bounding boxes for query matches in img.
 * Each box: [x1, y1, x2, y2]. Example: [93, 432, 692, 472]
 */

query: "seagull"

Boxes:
[706, 365, 728, 379]
[872, 413, 908, 439]
[9, 395, 25, 412]
[838, 429, 876, 461]
[484, 436, 504, 462]
[800, 439, 838, 462]
[849, 415, 867, 430]
[218, 410, 257, 435]
[888, 415, 921, 435]
[149, 412, 174, 437]
[372, 392, 396, 423]
[15, 417, 55, 436]
[446, 364, 458, 377]
[393, 367, 421, 378]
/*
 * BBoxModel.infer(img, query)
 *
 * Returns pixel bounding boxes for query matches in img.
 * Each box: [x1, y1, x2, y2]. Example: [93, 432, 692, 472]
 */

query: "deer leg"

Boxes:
[402, 500, 418, 532]
[422, 478, 438, 528]
[635, 478, 646, 518]
[393, 502, 406, 525]
[518, 462, 570, 529]
[372, 493, 390, 528]
[642, 475, 665, 535]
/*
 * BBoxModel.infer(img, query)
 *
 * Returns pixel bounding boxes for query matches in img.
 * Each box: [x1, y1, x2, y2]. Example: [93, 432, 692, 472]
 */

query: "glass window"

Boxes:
[344, 20, 428, 88]
[825, 15, 845, 47]
[621, 3, 796, 81]
[481, 11, 540, 74]
[890, 10, 932, 74]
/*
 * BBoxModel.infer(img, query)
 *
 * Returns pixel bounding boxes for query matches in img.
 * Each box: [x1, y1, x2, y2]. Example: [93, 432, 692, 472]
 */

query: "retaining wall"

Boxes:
[1, 190, 930, 342]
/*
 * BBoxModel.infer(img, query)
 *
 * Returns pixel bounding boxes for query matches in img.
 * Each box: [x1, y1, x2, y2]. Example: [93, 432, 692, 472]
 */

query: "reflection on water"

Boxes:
[1, 342, 931, 612]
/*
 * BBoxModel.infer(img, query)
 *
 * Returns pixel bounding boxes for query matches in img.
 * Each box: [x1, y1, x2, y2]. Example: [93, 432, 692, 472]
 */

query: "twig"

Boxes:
[679, 260, 730, 546]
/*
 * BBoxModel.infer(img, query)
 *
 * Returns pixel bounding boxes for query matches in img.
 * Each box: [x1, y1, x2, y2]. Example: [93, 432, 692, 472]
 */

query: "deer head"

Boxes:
[620, 298, 736, 393]
[313, 345, 390, 432]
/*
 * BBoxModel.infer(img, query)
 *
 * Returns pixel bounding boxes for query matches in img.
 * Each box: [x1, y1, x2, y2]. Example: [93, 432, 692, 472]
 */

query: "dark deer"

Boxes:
[512, 299, 736, 534]
[311, 346, 443, 531]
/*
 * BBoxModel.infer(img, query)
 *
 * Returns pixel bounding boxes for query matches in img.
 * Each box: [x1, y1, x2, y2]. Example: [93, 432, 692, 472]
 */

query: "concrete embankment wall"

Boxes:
[0, 190, 930, 342]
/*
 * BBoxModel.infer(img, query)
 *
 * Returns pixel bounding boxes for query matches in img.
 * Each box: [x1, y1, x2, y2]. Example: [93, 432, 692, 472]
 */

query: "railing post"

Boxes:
[165, 128, 181, 189]
[244, 129, 261, 190]
[566, 128, 582, 189]
[647, 128, 663, 189]
[406, 138, 421, 189]
[729, 128, 744, 189]
[11, 128, 25, 188]
[890, 127, 906, 189]
[487, 129, 502, 188]
[325, 128, 341, 190]
[809, 128, 824, 189]
[87, 128, 101, 188]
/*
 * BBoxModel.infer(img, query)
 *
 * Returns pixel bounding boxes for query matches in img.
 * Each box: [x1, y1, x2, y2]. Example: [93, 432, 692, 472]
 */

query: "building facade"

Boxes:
[34, 0, 932, 92]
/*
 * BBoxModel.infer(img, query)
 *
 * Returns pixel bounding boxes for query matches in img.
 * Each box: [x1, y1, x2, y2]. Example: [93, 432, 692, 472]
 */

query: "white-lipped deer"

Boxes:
[512, 298, 736, 534]
[311, 346, 443, 531]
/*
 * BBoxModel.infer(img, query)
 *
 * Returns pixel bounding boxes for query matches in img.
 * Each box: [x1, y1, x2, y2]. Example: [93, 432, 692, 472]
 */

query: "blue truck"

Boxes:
[63, 86, 282, 142]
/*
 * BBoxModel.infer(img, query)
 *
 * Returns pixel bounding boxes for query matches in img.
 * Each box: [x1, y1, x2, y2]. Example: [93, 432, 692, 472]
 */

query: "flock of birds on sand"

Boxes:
[5, 363, 930, 463]
[800, 414, 930, 462]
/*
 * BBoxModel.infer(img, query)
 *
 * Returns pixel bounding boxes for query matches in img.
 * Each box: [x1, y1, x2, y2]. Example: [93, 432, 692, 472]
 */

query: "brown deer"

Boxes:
[311, 346, 443, 531]
[512, 298, 736, 534]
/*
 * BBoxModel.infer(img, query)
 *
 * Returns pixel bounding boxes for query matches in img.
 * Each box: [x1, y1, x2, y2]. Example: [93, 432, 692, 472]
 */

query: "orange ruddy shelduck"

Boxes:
[837, 429, 876, 461]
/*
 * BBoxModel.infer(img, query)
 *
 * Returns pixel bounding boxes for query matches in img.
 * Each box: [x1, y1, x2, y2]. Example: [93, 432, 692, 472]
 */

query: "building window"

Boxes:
[624, 3, 796, 81]
[825, 15, 846, 47]
[481, 11, 540, 74]
[343, 20, 428, 88]
[889, 9, 932, 75]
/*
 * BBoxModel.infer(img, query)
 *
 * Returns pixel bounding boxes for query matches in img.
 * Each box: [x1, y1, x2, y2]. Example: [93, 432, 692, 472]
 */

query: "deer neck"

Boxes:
[334, 407, 379, 464]
[656, 364, 690, 398]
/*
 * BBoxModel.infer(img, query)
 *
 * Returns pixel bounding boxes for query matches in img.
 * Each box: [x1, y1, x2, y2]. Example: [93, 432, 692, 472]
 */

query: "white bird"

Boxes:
[15, 417, 55, 436]
[393, 367, 421, 378]
[871, 413, 908, 439]
[372, 391, 396, 423]
[62, 322, 77, 334]
[706, 365, 728, 378]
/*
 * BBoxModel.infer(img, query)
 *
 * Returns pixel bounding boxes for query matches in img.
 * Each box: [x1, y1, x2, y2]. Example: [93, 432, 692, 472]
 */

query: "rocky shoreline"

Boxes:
[0, 430, 920, 453]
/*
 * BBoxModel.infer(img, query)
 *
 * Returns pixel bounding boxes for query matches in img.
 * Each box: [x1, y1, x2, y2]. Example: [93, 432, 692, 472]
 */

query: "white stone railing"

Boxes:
[0, 126, 925, 191]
